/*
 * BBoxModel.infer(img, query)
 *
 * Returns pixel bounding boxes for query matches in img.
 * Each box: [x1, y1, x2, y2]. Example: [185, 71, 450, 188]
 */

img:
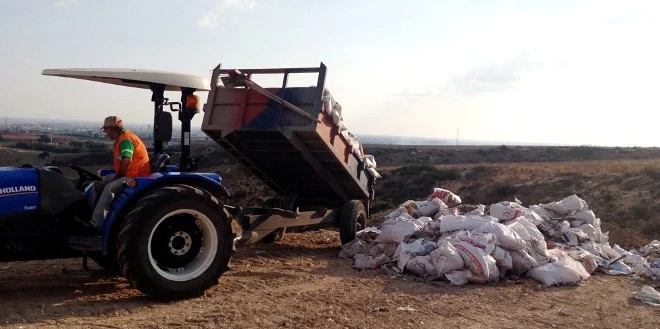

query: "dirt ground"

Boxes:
[1, 229, 658, 329]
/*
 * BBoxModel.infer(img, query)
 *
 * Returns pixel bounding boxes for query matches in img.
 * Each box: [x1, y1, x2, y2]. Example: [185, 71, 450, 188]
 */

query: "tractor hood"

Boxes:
[42, 68, 210, 91]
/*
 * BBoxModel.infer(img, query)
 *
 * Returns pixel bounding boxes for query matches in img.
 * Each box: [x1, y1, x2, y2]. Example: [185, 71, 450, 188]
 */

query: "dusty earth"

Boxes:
[1, 229, 658, 329]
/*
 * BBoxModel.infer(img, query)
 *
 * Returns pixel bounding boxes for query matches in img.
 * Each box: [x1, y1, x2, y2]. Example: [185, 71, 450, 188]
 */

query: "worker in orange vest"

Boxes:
[89, 115, 150, 231]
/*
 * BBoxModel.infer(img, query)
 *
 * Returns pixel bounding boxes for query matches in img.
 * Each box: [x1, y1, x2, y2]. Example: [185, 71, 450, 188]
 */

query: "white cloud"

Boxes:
[54, 0, 80, 8]
[197, 0, 256, 28]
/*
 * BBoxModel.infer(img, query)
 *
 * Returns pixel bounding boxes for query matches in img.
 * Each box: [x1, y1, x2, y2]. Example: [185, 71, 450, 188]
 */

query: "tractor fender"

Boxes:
[101, 173, 230, 254]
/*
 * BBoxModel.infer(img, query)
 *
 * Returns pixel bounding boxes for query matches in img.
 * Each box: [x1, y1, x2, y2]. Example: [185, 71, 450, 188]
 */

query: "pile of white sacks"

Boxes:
[340, 188, 660, 286]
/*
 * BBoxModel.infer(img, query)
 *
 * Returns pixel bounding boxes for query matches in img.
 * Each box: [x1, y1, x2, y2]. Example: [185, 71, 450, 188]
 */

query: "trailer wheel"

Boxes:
[339, 200, 366, 245]
[117, 185, 234, 300]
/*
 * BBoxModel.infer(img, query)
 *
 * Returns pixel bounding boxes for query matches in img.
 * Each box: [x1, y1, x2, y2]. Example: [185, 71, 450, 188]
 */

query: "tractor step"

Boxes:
[66, 236, 102, 252]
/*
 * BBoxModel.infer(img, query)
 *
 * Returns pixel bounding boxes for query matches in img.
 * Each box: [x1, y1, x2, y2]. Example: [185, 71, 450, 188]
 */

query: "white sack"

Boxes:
[428, 188, 462, 206]
[602, 260, 633, 276]
[394, 238, 436, 271]
[612, 244, 646, 266]
[578, 223, 599, 242]
[573, 210, 597, 226]
[633, 286, 660, 306]
[418, 198, 447, 217]
[647, 259, 660, 278]
[515, 218, 553, 266]
[475, 222, 526, 251]
[355, 227, 381, 242]
[521, 208, 545, 226]
[489, 201, 523, 220]
[423, 220, 443, 236]
[370, 242, 398, 259]
[405, 255, 435, 277]
[639, 240, 660, 257]
[338, 239, 371, 259]
[465, 255, 499, 283]
[527, 249, 590, 286]
[400, 200, 421, 218]
[453, 241, 491, 279]
[376, 214, 422, 243]
[566, 249, 599, 274]
[448, 231, 496, 254]
[507, 221, 531, 240]
[510, 249, 538, 275]
[541, 194, 587, 215]
[354, 253, 389, 270]
[383, 207, 408, 222]
[490, 246, 513, 270]
[429, 240, 465, 276]
[439, 215, 497, 233]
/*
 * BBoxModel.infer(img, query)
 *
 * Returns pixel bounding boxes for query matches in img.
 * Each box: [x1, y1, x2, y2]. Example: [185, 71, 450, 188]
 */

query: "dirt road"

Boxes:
[1, 229, 658, 329]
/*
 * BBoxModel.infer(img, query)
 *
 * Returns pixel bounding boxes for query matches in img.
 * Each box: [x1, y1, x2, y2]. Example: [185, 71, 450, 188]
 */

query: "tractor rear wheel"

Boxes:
[117, 185, 234, 300]
[339, 200, 366, 245]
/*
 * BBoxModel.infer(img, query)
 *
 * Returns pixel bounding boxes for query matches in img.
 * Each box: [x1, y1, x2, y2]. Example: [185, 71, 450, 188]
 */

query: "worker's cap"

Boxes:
[101, 116, 123, 130]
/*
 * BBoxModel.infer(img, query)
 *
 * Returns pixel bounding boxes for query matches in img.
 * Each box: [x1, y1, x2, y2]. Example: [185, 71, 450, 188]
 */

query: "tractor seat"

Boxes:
[150, 153, 170, 173]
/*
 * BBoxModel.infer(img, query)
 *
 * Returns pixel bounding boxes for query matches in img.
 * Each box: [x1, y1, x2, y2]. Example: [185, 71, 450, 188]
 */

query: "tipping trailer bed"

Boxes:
[201, 63, 374, 211]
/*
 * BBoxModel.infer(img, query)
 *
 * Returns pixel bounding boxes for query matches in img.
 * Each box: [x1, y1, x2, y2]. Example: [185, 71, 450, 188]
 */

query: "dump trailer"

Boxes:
[202, 63, 378, 245]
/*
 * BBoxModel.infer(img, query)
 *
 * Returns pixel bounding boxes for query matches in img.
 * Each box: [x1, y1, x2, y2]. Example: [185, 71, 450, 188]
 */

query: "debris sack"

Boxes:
[527, 249, 590, 285]
[428, 188, 461, 206]
[633, 286, 660, 306]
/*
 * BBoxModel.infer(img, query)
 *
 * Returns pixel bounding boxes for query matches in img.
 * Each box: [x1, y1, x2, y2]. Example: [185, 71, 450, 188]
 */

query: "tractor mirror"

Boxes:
[154, 111, 172, 142]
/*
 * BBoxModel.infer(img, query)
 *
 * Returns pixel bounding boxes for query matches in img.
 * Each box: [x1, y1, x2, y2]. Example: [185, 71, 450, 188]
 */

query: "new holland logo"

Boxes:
[0, 185, 38, 196]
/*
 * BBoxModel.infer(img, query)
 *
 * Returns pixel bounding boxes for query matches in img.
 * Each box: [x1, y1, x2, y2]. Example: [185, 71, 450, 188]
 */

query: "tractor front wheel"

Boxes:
[117, 185, 234, 300]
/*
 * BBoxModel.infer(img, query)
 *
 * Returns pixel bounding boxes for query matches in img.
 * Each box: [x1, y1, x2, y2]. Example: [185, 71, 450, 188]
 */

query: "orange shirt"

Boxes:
[113, 129, 151, 177]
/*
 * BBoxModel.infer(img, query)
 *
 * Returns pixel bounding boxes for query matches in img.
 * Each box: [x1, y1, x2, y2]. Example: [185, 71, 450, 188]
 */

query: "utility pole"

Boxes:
[456, 128, 459, 146]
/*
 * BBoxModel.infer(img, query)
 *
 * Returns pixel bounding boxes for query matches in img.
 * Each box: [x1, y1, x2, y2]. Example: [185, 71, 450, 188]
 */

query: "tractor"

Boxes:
[0, 68, 235, 300]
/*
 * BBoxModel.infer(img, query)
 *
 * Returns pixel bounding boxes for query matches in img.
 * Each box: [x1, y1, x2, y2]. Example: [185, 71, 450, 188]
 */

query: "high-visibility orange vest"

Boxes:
[113, 130, 151, 177]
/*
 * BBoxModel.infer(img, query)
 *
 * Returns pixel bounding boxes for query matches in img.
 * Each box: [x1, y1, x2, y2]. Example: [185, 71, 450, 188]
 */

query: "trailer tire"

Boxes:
[339, 200, 366, 245]
[117, 185, 234, 300]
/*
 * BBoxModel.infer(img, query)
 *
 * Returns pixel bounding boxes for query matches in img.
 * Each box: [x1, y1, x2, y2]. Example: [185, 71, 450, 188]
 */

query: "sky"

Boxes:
[1, 0, 659, 147]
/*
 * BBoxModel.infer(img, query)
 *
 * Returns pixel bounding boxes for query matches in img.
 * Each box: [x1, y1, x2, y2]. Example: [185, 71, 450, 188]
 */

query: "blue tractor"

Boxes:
[0, 69, 235, 300]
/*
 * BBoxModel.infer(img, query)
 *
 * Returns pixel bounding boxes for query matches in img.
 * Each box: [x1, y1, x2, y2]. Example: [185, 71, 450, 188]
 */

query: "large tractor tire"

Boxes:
[339, 200, 366, 245]
[117, 185, 234, 300]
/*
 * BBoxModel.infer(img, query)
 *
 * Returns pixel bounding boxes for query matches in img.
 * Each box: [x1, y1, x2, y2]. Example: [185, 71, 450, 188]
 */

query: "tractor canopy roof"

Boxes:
[42, 68, 210, 92]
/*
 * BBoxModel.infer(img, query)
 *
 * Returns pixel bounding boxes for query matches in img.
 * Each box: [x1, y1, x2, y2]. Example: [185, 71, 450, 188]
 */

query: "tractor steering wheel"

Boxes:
[69, 164, 103, 189]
